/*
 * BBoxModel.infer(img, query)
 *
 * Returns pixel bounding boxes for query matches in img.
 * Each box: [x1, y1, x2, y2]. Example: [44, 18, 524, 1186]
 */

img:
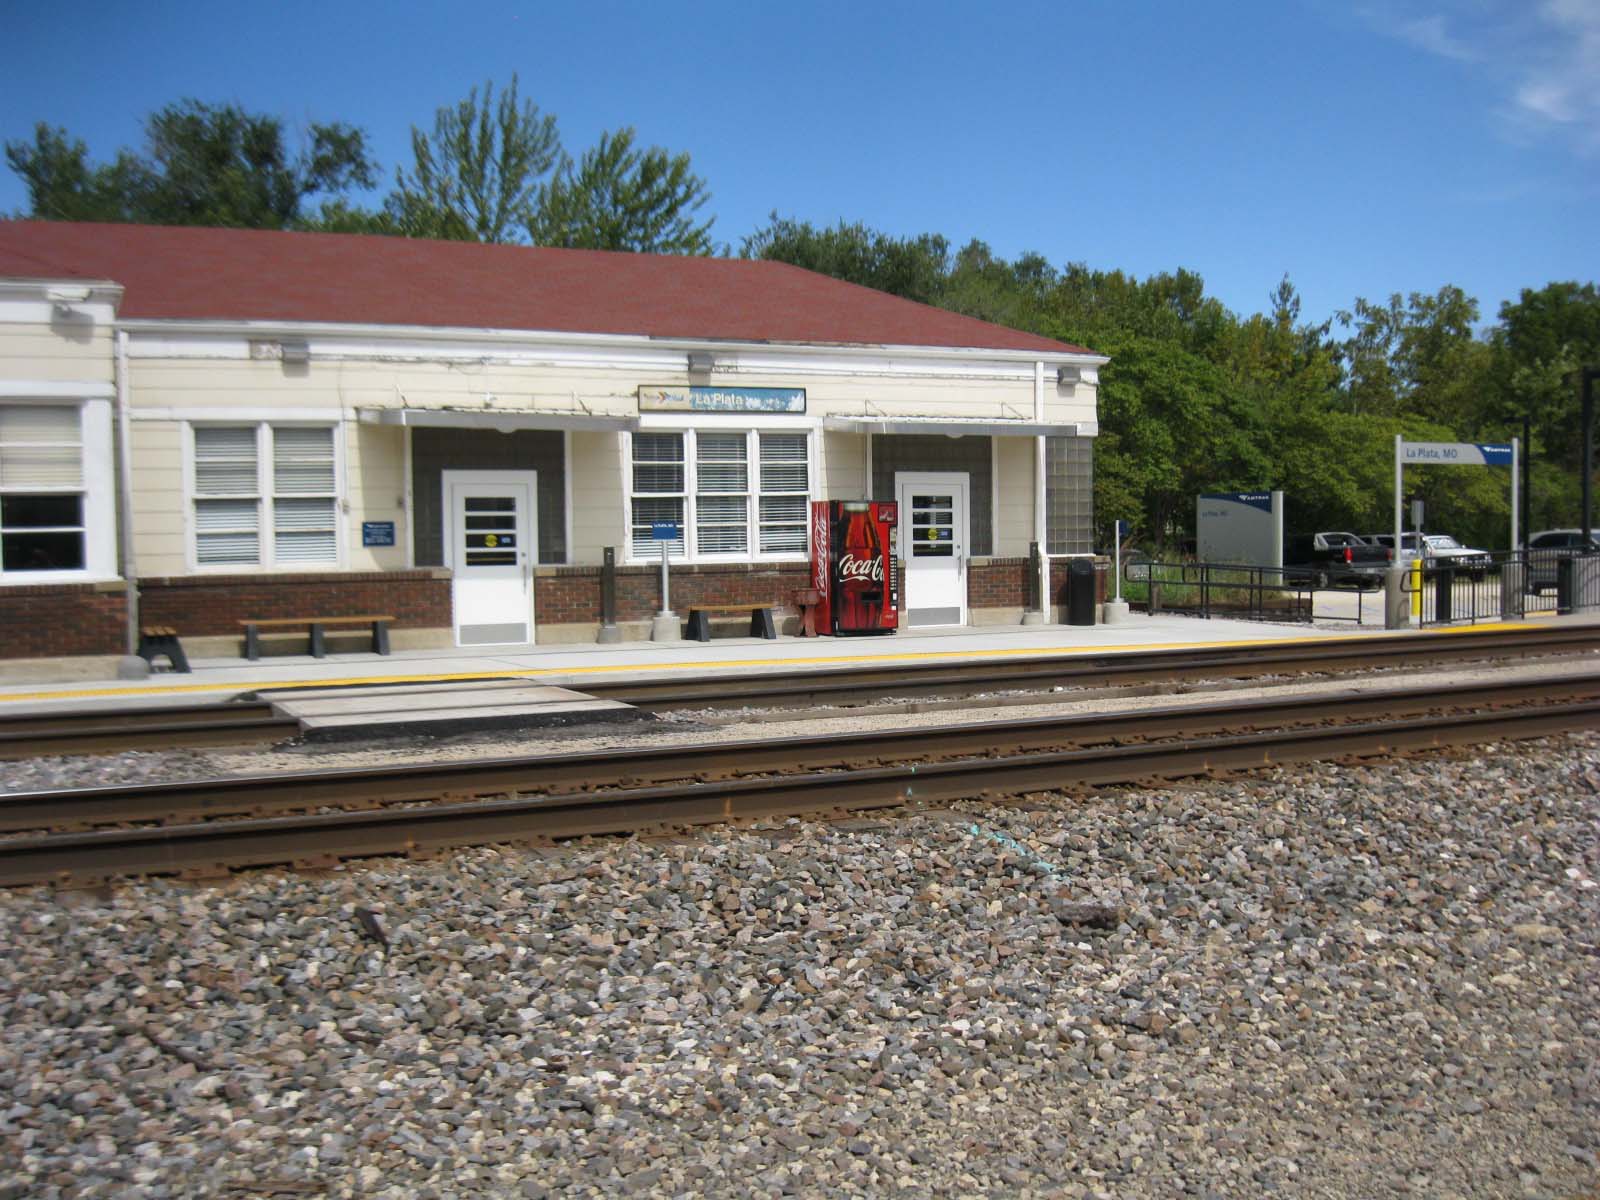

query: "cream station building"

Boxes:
[0, 220, 1104, 666]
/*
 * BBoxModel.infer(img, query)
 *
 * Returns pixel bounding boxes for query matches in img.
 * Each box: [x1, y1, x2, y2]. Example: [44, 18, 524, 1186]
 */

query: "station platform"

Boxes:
[0, 608, 1521, 716]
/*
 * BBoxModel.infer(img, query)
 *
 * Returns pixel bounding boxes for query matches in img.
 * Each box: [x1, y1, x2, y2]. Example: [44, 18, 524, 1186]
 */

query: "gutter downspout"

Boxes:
[1032, 362, 1048, 622]
[115, 330, 141, 666]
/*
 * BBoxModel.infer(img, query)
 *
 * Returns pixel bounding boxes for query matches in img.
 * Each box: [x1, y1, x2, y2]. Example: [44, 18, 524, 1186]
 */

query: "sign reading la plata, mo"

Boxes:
[1400, 441, 1513, 466]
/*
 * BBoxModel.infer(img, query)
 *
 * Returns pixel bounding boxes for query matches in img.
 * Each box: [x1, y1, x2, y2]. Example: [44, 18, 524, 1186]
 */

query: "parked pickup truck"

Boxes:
[1366, 532, 1493, 579]
[1283, 531, 1392, 589]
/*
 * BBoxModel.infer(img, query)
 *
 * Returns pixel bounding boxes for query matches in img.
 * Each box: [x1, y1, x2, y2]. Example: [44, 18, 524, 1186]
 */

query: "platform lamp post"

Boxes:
[1583, 368, 1599, 545]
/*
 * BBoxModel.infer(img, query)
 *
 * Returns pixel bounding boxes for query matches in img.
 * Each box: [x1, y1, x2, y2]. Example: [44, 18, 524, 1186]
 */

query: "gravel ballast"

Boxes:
[2, 729, 1598, 1198]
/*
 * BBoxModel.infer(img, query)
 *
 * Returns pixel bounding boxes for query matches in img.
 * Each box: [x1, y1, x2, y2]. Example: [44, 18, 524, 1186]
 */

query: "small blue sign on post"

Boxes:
[651, 522, 681, 540]
[362, 521, 396, 547]
[1116, 519, 1131, 537]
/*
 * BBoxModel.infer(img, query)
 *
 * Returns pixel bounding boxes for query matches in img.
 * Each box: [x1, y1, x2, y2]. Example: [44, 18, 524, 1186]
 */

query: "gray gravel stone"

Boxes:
[2, 717, 1597, 1198]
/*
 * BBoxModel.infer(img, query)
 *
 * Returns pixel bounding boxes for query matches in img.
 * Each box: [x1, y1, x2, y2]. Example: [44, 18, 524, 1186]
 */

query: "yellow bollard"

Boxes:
[1409, 557, 1422, 617]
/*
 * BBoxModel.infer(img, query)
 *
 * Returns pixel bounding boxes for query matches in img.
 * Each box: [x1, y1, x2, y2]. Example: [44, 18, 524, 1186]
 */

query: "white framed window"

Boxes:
[190, 422, 340, 569]
[628, 432, 686, 559]
[625, 428, 811, 562]
[1, 404, 85, 575]
[758, 432, 809, 553]
[0, 398, 114, 582]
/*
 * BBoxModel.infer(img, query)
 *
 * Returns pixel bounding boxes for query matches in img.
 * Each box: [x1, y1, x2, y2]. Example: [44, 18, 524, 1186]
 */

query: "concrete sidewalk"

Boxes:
[0, 609, 1441, 713]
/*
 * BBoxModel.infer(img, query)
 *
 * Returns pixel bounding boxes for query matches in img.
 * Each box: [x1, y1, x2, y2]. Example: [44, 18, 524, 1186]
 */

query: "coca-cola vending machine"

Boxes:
[810, 500, 899, 634]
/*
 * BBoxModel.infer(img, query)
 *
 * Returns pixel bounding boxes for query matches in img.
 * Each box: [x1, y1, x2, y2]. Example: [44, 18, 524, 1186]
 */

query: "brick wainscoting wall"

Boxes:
[137, 571, 453, 638]
[537, 562, 815, 625]
[1049, 556, 1109, 611]
[0, 582, 127, 658]
[1, 559, 1096, 660]
[968, 557, 1029, 609]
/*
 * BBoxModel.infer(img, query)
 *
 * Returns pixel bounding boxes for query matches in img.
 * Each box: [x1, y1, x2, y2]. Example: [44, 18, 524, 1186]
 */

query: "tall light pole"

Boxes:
[1584, 368, 1598, 545]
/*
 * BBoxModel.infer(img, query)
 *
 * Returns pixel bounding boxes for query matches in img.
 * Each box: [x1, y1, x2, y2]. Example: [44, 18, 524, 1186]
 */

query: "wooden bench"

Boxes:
[136, 625, 190, 673]
[685, 603, 778, 643]
[239, 615, 394, 660]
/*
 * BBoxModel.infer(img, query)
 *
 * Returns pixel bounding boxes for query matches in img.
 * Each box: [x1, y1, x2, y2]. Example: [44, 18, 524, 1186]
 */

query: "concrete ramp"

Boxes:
[256, 678, 644, 743]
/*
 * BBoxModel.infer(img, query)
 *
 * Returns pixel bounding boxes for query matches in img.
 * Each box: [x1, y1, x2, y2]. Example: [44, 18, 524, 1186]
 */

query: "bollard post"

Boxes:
[1384, 564, 1410, 629]
[597, 546, 621, 643]
[1023, 541, 1045, 625]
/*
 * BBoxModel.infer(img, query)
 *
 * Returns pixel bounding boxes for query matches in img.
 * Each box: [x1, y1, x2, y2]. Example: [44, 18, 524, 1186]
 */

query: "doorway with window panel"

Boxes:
[895, 471, 970, 627]
[444, 469, 535, 646]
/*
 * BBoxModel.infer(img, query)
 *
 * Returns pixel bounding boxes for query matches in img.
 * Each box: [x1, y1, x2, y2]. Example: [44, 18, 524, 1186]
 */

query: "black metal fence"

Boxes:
[1138, 562, 1376, 623]
[1128, 551, 1600, 628]
[1413, 550, 1600, 626]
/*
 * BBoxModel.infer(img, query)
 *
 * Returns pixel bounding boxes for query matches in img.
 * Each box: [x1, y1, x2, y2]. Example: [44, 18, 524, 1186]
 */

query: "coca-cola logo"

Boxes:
[839, 552, 883, 582]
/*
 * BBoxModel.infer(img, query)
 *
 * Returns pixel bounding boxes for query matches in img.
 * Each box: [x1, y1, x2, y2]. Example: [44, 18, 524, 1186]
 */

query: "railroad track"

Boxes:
[2, 673, 1596, 888]
[4, 624, 1598, 760]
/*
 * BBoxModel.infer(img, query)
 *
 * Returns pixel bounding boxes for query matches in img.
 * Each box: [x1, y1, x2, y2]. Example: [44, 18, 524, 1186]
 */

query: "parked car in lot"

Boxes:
[1364, 532, 1492, 578]
[1526, 528, 1600, 593]
[1283, 531, 1391, 588]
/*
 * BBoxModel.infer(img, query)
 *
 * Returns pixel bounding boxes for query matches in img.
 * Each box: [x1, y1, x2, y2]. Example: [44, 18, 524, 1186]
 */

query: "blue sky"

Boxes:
[2, 0, 1594, 335]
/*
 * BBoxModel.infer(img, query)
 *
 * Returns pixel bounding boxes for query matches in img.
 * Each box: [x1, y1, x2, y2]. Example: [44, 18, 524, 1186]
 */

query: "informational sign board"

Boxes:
[1401, 441, 1513, 466]
[639, 386, 806, 414]
[361, 521, 395, 547]
[1394, 437, 1518, 551]
[651, 522, 682, 540]
[1196, 491, 1284, 568]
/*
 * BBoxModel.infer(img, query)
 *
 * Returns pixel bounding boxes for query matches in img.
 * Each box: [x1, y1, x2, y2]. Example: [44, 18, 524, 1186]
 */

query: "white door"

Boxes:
[444, 470, 535, 646]
[896, 472, 969, 627]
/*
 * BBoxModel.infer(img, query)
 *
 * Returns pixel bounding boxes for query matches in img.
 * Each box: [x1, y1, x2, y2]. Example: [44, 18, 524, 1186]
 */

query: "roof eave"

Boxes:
[113, 315, 1108, 364]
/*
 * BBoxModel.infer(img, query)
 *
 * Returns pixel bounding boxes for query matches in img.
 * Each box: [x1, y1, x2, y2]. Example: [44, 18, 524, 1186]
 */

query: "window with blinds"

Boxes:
[629, 433, 684, 558]
[192, 424, 337, 568]
[0, 405, 86, 573]
[626, 429, 811, 561]
[758, 433, 809, 553]
[695, 433, 748, 555]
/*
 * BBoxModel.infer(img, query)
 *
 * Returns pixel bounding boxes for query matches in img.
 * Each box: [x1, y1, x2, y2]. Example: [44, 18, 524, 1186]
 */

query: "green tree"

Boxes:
[741, 215, 950, 304]
[5, 102, 375, 229]
[939, 239, 1056, 329]
[1092, 336, 1267, 549]
[1492, 282, 1600, 529]
[530, 127, 713, 254]
[1334, 286, 1487, 425]
[388, 74, 560, 243]
[4, 125, 147, 221]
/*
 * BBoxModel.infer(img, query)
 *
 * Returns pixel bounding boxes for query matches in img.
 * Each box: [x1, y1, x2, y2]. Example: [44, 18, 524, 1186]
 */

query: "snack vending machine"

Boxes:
[809, 500, 899, 634]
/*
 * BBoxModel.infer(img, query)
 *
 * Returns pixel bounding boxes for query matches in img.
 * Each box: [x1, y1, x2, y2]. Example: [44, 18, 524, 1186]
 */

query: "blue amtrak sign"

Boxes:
[1400, 441, 1513, 466]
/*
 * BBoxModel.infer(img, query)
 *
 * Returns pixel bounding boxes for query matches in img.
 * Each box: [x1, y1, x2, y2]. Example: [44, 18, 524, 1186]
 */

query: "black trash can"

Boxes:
[1067, 558, 1096, 626]
[1434, 565, 1454, 623]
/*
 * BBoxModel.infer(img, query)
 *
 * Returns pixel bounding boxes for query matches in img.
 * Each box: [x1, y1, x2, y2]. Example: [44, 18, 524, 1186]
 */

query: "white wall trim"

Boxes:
[562, 430, 573, 567]
[132, 406, 347, 423]
[116, 320, 1107, 380]
[0, 381, 116, 400]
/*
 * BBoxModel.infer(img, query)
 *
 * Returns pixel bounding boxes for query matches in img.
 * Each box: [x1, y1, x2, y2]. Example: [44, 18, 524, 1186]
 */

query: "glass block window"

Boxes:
[1046, 435, 1094, 555]
[192, 424, 339, 568]
[0, 405, 85, 573]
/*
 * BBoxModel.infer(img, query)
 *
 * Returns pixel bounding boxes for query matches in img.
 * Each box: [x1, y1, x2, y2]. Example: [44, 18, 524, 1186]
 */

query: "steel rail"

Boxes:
[5, 673, 1597, 834]
[1, 690, 1596, 888]
[581, 626, 1600, 709]
[0, 706, 289, 759]
[2, 624, 1595, 760]
[1, 700, 1592, 889]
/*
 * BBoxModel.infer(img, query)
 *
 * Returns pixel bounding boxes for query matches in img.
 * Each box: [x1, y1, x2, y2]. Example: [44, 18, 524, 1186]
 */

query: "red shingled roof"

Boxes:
[0, 221, 1089, 355]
